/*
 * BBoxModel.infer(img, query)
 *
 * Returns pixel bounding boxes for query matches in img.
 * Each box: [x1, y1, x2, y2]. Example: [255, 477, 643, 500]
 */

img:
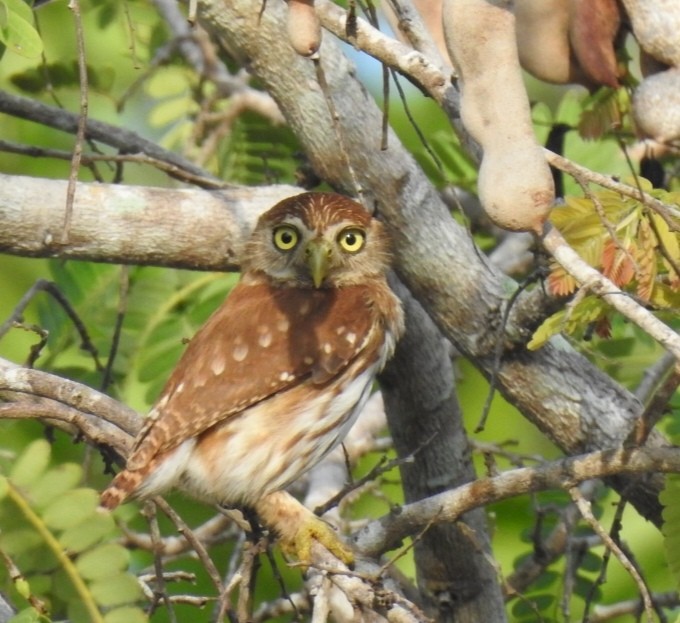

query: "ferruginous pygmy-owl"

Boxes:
[100, 192, 404, 562]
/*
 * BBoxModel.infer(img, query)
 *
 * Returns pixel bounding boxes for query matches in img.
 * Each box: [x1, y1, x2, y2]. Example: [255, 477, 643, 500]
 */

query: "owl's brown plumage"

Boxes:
[100, 192, 404, 530]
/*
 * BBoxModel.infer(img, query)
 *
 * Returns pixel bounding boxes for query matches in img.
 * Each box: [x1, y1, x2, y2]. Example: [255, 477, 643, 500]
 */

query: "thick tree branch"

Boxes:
[380, 280, 506, 622]
[0, 173, 299, 270]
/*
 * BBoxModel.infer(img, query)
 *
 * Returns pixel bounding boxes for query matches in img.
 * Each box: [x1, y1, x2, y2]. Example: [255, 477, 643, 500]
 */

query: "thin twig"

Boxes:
[121, 513, 236, 556]
[544, 149, 680, 225]
[542, 225, 680, 362]
[0, 90, 220, 187]
[568, 487, 654, 623]
[153, 497, 225, 595]
[63, 0, 88, 245]
[142, 501, 178, 622]
[0, 139, 225, 188]
[635, 351, 678, 403]
[101, 267, 129, 392]
[627, 361, 680, 446]
[591, 592, 680, 622]
[313, 57, 364, 204]
[0, 279, 103, 371]
[475, 273, 539, 432]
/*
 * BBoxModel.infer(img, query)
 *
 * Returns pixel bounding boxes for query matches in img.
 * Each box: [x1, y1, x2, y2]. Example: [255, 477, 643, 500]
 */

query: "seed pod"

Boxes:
[515, 0, 621, 88]
[287, 0, 322, 58]
[443, 0, 555, 234]
[622, 0, 680, 67]
[568, 0, 621, 88]
[633, 68, 680, 142]
[515, 0, 575, 85]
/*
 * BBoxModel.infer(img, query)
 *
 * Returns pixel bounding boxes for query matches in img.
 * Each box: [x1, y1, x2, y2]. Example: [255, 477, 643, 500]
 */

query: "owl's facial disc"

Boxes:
[305, 239, 332, 288]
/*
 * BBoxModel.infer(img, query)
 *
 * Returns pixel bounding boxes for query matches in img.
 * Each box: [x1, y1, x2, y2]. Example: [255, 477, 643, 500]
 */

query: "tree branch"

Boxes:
[542, 225, 680, 361]
[0, 173, 300, 270]
[0, 90, 219, 187]
[353, 446, 680, 557]
[380, 280, 506, 622]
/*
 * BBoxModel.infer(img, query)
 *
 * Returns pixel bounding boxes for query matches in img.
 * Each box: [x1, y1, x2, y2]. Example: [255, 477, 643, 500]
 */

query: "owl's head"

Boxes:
[241, 192, 393, 288]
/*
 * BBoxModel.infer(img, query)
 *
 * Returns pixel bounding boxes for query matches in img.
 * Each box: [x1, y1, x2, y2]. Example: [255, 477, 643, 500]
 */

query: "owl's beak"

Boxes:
[305, 240, 331, 288]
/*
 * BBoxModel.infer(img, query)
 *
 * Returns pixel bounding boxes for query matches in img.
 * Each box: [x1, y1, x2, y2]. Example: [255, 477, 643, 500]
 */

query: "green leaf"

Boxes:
[0, 528, 43, 556]
[104, 606, 148, 623]
[89, 573, 142, 607]
[2, 0, 32, 23]
[578, 550, 602, 573]
[59, 512, 116, 554]
[14, 576, 31, 600]
[0, 4, 42, 58]
[9, 440, 51, 489]
[662, 473, 680, 588]
[7, 607, 42, 623]
[75, 543, 129, 580]
[42, 488, 99, 531]
[0, 2, 9, 29]
[28, 463, 83, 509]
[511, 593, 555, 618]
[0, 474, 8, 500]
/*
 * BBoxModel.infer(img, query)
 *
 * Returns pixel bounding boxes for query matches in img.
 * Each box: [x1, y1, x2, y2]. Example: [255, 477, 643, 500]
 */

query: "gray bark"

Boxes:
[0, 173, 298, 271]
[381, 281, 506, 622]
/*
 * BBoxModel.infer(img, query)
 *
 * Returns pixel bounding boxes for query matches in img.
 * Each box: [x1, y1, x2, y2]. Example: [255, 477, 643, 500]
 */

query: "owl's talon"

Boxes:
[280, 515, 354, 568]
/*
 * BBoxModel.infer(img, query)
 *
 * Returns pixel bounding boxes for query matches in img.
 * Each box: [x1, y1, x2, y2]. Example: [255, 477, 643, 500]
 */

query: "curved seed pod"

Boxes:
[515, 0, 575, 85]
[633, 68, 680, 142]
[286, 0, 322, 58]
[622, 0, 680, 67]
[568, 0, 621, 88]
[443, 0, 555, 234]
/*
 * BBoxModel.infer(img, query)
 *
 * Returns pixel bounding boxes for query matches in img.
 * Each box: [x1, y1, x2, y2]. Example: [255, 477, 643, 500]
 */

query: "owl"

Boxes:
[100, 192, 404, 561]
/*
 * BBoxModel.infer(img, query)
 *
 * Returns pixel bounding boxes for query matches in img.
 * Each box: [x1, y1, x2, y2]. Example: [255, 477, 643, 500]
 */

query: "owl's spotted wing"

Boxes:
[126, 281, 381, 471]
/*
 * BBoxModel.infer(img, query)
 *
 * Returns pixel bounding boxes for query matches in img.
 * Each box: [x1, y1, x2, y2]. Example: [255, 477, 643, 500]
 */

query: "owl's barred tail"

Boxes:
[99, 470, 142, 510]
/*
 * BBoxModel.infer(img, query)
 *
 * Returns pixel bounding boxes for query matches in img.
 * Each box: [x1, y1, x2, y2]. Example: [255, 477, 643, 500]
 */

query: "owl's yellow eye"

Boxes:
[273, 225, 300, 251]
[337, 228, 365, 253]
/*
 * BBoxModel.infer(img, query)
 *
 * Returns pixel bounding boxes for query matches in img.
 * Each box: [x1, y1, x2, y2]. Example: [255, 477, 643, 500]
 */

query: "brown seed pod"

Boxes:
[568, 0, 621, 88]
[286, 0, 322, 58]
[515, 0, 621, 88]
[443, 0, 555, 234]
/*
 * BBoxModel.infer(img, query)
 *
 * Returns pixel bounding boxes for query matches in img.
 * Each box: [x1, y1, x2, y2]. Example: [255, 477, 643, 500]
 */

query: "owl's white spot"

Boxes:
[156, 395, 169, 409]
[175, 382, 185, 394]
[303, 356, 314, 365]
[195, 375, 207, 388]
[345, 332, 357, 346]
[211, 357, 227, 375]
[299, 301, 310, 316]
[232, 343, 249, 363]
[279, 371, 294, 382]
[258, 330, 273, 348]
[322, 342, 333, 354]
[276, 318, 290, 333]
[336, 326, 346, 335]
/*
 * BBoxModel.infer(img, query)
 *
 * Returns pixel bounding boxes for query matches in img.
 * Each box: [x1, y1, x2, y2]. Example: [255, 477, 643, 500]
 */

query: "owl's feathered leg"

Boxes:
[255, 491, 354, 567]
